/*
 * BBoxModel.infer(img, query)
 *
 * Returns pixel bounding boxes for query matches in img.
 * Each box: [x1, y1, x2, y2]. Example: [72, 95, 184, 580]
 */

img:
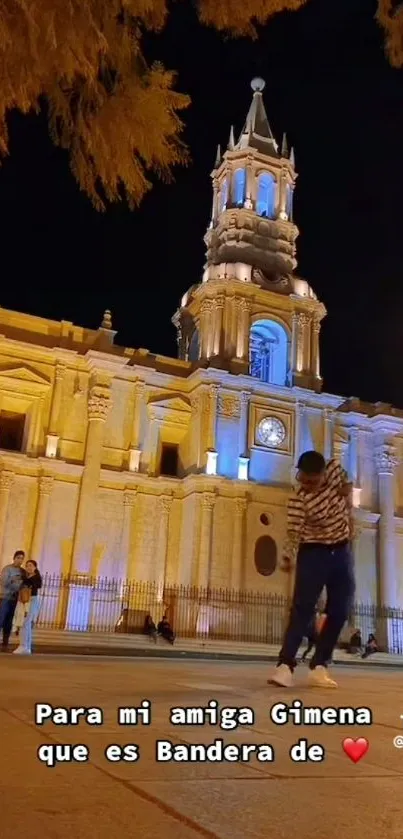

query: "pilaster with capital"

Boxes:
[71, 383, 111, 574]
[48, 364, 66, 436]
[236, 298, 251, 361]
[200, 299, 213, 359]
[238, 391, 250, 458]
[323, 408, 334, 461]
[206, 384, 219, 454]
[311, 316, 321, 379]
[294, 402, 305, 467]
[121, 490, 138, 579]
[129, 381, 146, 472]
[375, 443, 398, 615]
[155, 495, 173, 597]
[212, 296, 225, 356]
[0, 471, 14, 561]
[30, 476, 54, 565]
[231, 498, 247, 589]
[197, 493, 216, 588]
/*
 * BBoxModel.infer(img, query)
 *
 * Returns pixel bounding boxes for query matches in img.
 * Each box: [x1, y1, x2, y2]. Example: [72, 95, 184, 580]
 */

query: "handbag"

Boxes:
[19, 586, 30, 605]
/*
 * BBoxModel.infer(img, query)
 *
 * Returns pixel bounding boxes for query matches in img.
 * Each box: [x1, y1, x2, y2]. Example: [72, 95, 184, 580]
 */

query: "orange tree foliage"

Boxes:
[0, 0, 401, 210]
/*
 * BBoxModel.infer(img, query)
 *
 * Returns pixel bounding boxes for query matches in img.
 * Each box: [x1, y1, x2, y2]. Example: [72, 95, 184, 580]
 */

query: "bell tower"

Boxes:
[173, 78, 326, 391]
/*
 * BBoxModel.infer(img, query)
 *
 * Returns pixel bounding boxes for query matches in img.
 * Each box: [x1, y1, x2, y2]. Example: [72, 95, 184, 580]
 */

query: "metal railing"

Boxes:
[34, 573, 403, 654]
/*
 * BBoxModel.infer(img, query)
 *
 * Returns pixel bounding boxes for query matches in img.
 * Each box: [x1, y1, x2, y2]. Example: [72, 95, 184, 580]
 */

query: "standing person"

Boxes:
[13, 560, 42, 655]
[0, 550, 26, 651]
[268, 451, 355, 689]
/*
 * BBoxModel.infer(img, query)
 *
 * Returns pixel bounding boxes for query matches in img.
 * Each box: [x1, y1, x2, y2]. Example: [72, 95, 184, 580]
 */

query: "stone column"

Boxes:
[46, 363, 65, 458]
[30, 476, 53, 565]
[238, 391, 250, 458]
[121, 489, 137, 580]
[200, 300, 213, 359]
[212, 296, 224, 357]
[28, 396, 46, 456]
[206, 385, 219, 452]
[236, 299, 251, 361]
[129, 381, 146, 472]
[349, 427, 359, 485]
[0, 471, 14, 563]
[323, 409, 334, 461]
[155, 495, 173, 599]
[197, 493, 215, 588]
[231, 498, 246, 589]
[191, 394, 202, 470]
[375, 443, 398, 650]
[311, 316, 321, 379]
[300, 314, 310, 372]
[294, 402, 305, 467]
[291, 312, 298, 374]
[211, 178, 218, 225]
[71, 384, 111, 574]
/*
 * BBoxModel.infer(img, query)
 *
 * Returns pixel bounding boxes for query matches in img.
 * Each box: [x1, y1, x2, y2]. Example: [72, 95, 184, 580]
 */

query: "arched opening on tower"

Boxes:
[249, 319, 288, 386]
[256, 172, 276, 219]
[188, 328, 200, 362]
[219, 179, 228, 212]
[233, 168, 246, 207]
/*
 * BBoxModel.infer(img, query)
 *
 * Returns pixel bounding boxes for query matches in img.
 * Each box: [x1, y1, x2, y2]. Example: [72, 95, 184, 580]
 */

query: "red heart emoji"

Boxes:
[342, 737, 369, 763]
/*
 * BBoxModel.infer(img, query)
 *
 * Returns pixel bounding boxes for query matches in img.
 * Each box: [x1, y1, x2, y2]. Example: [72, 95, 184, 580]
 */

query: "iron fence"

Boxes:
[34, 573, 403, 654]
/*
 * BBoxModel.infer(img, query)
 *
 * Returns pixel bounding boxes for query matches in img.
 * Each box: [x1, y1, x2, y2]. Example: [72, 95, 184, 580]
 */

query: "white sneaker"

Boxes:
[12, 646, 30, 655]
[267, 663, 293, 688]
[307, 665, 337, 688]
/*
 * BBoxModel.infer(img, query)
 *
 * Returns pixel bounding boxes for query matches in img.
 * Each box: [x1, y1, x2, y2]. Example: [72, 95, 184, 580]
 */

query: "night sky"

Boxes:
[0, 0, 402, 406]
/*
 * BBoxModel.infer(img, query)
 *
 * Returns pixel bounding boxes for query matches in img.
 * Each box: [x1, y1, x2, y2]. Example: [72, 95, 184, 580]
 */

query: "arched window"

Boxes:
[233, 168, 245, 206]
[254, 536, 277, 577]
[256, 173, 276, 218]
[249, 319, 289, 386]
[219, 179, 228, 212]
[188, 329, 200, 362]
[286, 184, 293, 220]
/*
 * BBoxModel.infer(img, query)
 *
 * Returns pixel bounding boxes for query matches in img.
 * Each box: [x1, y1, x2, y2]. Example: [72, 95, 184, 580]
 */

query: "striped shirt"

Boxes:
[284, 460, 353, 561]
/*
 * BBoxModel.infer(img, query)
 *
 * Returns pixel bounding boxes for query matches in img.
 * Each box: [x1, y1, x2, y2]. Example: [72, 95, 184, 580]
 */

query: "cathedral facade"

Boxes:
[0, 79, 402, 631]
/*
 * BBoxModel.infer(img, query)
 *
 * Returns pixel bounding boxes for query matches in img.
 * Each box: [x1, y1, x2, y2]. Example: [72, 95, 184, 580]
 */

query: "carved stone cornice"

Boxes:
[375, 444, 398, 475]
[0, 471, 14, 492]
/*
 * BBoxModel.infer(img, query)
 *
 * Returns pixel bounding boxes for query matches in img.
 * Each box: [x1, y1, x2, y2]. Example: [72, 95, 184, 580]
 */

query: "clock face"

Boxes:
[257, 417, 286, 448]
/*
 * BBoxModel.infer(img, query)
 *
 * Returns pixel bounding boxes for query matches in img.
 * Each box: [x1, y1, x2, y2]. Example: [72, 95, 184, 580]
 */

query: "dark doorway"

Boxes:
[160, 444, 179, 477]
[0, 411, 25, 452]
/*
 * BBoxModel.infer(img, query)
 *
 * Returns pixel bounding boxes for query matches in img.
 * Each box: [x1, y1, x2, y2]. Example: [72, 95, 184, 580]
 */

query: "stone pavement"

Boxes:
[1, 656, 403, 838]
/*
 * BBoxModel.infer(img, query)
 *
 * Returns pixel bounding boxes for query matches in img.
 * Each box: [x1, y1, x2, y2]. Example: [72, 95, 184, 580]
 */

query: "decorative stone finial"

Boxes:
[251, 77, 265, 93]
[101, 309, 112, 330]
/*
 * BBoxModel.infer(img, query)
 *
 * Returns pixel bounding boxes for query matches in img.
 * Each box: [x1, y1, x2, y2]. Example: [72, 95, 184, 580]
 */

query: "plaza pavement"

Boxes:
[1, 656, 403, 838]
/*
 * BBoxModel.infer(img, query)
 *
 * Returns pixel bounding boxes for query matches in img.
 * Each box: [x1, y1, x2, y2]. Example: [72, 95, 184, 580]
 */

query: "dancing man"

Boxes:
[268, 450, 355, 689]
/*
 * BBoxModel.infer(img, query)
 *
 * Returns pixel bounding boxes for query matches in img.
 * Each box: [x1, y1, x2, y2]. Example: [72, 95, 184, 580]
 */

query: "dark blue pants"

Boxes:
[279, 542, 355, 670]
[0, 597, 18, 647]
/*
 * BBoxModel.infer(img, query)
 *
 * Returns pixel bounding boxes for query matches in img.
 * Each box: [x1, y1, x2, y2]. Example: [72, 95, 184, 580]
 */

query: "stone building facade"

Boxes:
[0, 79, 402, 630]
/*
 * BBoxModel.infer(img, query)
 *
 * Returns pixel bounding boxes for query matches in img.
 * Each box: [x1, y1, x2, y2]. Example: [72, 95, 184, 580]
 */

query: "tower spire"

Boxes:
[236, 78, 279, 155]
[290, 147, 295, 167]
[228, 125, 235, 151]
[281, 132, 289, 158]
[214, 144, 221, 168]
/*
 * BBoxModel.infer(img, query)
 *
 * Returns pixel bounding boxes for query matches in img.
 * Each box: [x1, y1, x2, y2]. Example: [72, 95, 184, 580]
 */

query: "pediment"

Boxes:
[148, 394, 191, 413]
[0, 364, 50, 385]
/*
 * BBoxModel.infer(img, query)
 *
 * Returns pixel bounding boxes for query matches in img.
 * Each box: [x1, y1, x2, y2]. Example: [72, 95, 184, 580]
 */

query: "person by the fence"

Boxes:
[362, 633, 378, 659]
[158, 615, 175, 645]
[143, 613, 158, 643]
[347, 627, 363, 655]
[13, 560, 42, 655]
[0, 550, 26, 651]
[268, 451, 355, 689]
